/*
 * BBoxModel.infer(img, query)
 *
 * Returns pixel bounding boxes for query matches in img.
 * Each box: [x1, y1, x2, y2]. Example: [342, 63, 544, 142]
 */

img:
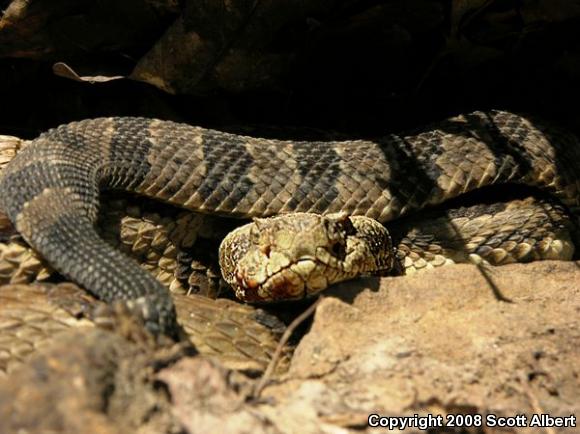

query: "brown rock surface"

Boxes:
[2, 261, 579, 433]
[0, 325, 273, 434]
[0, 328, 181, 434]
[257, 261, 580, 433]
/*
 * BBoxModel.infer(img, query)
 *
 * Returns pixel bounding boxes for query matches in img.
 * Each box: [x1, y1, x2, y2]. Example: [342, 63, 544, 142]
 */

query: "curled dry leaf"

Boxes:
[52, 62, 125, 84]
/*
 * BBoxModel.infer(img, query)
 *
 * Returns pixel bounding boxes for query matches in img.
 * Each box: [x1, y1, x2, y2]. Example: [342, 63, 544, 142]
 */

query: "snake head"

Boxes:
[219, 212, 395, 302]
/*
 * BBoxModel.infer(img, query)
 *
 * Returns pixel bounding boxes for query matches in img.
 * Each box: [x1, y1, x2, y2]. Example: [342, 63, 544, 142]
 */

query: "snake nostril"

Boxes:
[260, 244, 272, 258]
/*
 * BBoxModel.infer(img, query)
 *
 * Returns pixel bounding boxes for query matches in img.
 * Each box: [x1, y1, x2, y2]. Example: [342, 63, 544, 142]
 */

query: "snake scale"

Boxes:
[0, 110, 578, 336]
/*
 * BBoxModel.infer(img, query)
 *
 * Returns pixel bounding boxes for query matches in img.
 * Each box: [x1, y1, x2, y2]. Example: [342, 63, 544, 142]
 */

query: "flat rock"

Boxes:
[259, 261, 580, 433]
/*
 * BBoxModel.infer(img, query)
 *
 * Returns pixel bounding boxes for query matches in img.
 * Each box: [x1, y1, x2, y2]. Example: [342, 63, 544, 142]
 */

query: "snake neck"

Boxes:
[5, 111, 577, 223]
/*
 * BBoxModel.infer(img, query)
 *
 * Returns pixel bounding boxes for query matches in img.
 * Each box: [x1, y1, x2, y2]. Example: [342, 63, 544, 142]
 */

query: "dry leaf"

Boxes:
[52, 62, 125, 84]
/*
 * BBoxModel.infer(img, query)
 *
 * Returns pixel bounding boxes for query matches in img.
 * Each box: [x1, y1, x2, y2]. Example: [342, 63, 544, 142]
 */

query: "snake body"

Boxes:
[0, 110, 579, 335]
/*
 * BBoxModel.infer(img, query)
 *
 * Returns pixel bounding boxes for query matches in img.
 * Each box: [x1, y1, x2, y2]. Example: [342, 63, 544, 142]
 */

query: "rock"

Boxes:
[259, 261, 580, 432]
[157, 357, 271, 434]
[0, 328, 180, 434]
[1, 261, 579, 433]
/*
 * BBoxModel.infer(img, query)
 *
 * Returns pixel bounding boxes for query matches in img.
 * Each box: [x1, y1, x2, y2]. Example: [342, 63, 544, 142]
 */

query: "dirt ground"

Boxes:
[1, 260, 578, 434]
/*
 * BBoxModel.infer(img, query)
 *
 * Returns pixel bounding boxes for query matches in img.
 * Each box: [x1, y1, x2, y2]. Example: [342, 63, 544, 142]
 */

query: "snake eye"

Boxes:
[324, 213, 355, 236]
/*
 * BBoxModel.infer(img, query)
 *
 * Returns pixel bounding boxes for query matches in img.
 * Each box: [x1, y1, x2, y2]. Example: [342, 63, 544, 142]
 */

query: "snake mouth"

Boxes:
[234, 257, 336, 303]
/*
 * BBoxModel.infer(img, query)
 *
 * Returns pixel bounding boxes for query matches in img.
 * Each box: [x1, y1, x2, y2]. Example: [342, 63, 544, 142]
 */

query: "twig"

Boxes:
[252, 296, 322, 398]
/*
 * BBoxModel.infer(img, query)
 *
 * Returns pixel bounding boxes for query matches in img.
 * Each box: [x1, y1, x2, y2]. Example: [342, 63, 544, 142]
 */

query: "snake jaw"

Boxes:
[233, 258, 314, 302]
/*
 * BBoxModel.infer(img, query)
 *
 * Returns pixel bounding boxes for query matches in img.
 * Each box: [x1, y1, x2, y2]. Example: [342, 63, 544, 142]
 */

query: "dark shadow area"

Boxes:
[1, 0, 580, 136]
[324, 276, 382, 304]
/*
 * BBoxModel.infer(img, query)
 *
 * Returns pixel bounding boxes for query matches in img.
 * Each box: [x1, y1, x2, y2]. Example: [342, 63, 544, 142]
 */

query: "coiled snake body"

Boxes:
[0, 110, 578, 336]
